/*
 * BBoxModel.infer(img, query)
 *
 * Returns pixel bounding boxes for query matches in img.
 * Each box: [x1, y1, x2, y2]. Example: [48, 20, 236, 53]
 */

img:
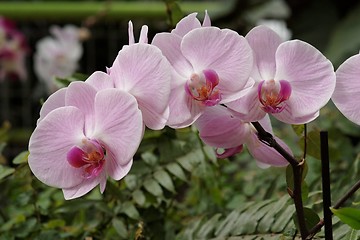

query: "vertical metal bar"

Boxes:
[320, 131, 333, 240]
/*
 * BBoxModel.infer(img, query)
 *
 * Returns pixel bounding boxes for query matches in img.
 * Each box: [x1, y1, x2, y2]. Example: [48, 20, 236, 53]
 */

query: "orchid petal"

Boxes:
[195, 105, 250, 148]
[246, 133, 289, 167]
[38, 87, 67, 123]
[274, 40, 335, 123]
[62, 172, 106, 200]
[128, 21, 135, 45]
[255, 114, 273, 133]
[332, 54, 360, 125]
[85, 71, 114, 91]
[152, 32, 193, 78]
[28, 106, 86, 189]
[226, 82, 266, 122]
[106, 157, 133, 181]
[245, 25, 282, 81]
[215, 146, 243, 158]
[181, 27, 253, 102]
[110, 44, 171, 130]
[202, 10, 211, 27]
[65, 81, 96, 135]
[139, 25, 148, 43]
[171, 12, 201, 37]
[166, 85, 204, 128]
[92, 89, 143, 167]
[273, 107, 319, 124]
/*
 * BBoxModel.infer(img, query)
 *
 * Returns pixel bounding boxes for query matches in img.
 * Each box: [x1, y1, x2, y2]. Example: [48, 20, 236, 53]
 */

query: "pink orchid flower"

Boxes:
[226, 26, 336, 124]
[170, 11, 211, 37]
[195, 105, 290, 167]
[332, 53, 360, 125]
[37, 71, 114, 124]
[29, 73, 142, 200]
[152, 12, 253, 128]
[0, 17, 28, 81]
[109, 22, 171, 130]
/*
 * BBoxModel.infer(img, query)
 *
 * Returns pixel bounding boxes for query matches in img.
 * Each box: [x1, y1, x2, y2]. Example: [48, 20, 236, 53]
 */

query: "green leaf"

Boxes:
[271, 205, 295, 232]
[299, 130, 321, 160]
[153, 169, 175, 193]
[196, 213, 222, 238]
[55, 73, 88, 87]
[141, 152, 158, 166]
[0, 164, 15, 181]
[55, 200, 100, 213]
[112, 218, 128, 238]
[292, 124, 305, 137]
[0, 142, 6, 154]
[231, 200, 275, 235]
[12, 151, 29, 164]
[177, 149, 204, 171]
[15, 217, 37, 238]
[331, 207, 360, 230]
[166, 1, 184, 28]
[166, 162, 187, 181]
[71, 72, 88, 81]
[334, 224, 351, 240]
[43, 219, 66, 229]
[344, 228, 359, 240]
[215, 210, 241, 237]
[55, 77, 73, 87]
[124, 174, 137, 190]
[202, 145, 217, 165]
[258, 195, 290, 233]
[293, 207, 320, 231]
[132, 189, 146, 206]
[143, 178, 163, 197]
[122, 202, 140, 220]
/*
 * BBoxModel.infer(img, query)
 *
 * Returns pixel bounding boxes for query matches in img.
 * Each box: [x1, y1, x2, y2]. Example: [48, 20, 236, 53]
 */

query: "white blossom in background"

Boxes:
[34, 25, 83, 94]
[257, 19, 291, 41]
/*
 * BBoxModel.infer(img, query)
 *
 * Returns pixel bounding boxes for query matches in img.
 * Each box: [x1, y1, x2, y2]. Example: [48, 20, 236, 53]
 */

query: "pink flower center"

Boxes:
[185, 69, 222, 106]
[258, 79, 291, 113]
[67, 139, 106, 179]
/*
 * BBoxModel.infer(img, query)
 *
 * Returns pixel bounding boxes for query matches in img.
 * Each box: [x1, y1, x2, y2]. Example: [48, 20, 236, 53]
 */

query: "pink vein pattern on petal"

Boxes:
[245, 25, 282, 81]
[92, 89, 143, 168]
[274, 40, 335, 121]
[38, 87, 67, 123]
[28, 106, 86, 189]
[65, 81, 97, 135]
[152, 32, 193, 79]
[332, 54, 360, 125]
[110, 44, 171, 129]
[171, 12, 201, 37]
[85, 71, 114, 91]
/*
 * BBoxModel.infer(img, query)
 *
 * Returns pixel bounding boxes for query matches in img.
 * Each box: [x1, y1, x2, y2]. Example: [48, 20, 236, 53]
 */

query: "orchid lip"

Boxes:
[258, 79, 291, 114]
[185, 69, 222, 106]
[215, 145, 243, 158]
[67, 138, 106, 179]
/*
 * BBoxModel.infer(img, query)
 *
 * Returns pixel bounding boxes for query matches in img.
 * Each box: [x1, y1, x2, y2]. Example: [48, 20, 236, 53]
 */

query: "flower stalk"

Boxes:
[251, 121, 308, 239]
